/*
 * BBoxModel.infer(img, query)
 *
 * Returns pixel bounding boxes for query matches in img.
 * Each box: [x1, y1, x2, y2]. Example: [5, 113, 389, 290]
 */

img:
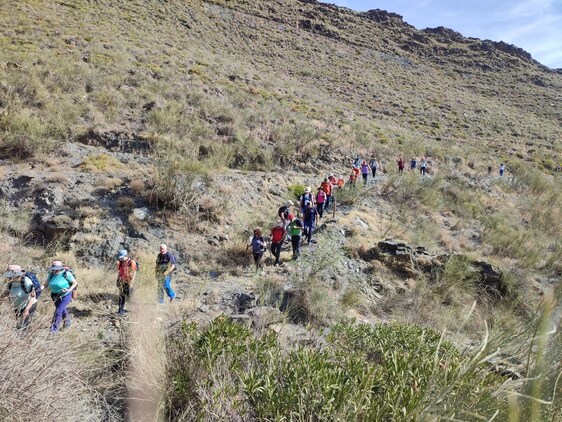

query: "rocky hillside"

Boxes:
[1, 0, 561, 421]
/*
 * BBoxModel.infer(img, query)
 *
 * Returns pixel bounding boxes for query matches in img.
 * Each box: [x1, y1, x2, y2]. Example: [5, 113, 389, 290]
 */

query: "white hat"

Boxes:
[3, 264, 24, 278]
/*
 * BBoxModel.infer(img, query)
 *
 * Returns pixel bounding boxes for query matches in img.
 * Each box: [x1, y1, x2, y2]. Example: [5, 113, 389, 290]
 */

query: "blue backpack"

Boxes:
[22, 271, 43, 299]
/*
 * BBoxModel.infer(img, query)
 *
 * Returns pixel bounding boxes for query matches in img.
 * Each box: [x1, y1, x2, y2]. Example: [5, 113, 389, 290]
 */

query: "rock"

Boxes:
[32, 213, 78, 243]
[217, 234, 229, 242]
[472, 261, 505, 295]
[132, 207, 149, 220]
[207, 238, 220, 247]
[229, 314, 251, 325]
[355, 217, 369, 229]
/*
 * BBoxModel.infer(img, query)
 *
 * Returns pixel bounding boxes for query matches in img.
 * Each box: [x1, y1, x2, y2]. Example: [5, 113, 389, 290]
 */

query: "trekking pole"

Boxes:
[333, 192, 336, 219]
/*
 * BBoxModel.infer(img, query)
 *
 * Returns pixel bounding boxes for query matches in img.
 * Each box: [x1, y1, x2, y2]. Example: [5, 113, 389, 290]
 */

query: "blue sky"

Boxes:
[328, 0, 562, 69]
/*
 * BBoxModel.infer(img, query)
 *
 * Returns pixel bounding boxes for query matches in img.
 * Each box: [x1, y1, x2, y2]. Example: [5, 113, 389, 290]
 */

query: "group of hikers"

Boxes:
[1, 244, 179, 331]
[2, 152, 510, 331]
[248, 167, 351, 270]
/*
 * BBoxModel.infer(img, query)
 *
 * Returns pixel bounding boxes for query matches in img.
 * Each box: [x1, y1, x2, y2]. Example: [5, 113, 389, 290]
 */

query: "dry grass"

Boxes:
[0, 316, 112, 421]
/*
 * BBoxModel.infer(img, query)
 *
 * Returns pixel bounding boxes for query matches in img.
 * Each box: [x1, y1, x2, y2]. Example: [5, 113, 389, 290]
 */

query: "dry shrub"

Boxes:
[117, 196, 135, 211]
[130, 179, 145, 195]
[44, 173, 71, 185]
[0, 316, 110, 421]
[98, 177, 123, 190]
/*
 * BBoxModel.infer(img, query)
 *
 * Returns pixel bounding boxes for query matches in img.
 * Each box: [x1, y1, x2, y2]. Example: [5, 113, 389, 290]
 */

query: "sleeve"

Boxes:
[131, 260, 138, 271]
[64, 271, 76, 283]
[168, 252, 176, 265]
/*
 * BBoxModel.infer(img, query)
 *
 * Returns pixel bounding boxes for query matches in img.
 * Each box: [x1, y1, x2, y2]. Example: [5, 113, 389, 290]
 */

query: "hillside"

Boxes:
[1, 0, 561, 421]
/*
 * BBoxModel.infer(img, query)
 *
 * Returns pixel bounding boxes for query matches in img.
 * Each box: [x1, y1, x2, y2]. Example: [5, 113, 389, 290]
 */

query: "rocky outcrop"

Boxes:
[363, 239, 507, 297]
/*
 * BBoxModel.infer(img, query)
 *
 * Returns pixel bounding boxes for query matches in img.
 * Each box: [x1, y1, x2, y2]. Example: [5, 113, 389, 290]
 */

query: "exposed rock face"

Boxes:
[363, 239, 507, 298]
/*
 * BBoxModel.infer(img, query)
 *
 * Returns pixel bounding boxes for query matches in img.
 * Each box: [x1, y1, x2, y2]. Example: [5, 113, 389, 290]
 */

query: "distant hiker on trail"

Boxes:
[247, 228, 266, 271]
[288, 215, 304, 260]
[303, 201, 319, 244]
[1, 265, 39, 330]
[337, 175, 345, 189]
[361, 160, 371, 185]
[116, 249, 138, 315]
[410, 157, 417, 171]
[397, 156, 405, 174]
[353, 155, 361, 168]
[300, 186, 315, 214]
[278, 201, 294, 231]
[270, 222, 285, 266]
[370, 158, 378, 178]
[156, 244, 176, 303]
[320, 178, 332, 210]
[499, 163, 505, 176]
[420, 158, 427, 176]
[316, 187, 326, 218]
[45, 260, 77, 333]
[349, 169, 358, 188]
[488, 166, 493, 175]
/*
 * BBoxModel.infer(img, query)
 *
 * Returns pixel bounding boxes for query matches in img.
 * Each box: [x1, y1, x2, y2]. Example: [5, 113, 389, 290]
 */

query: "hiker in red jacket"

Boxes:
[270, 221, 285, 266]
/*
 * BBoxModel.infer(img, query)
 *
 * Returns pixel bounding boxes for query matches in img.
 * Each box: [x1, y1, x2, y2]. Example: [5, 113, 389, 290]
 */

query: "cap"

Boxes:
[117, 249, 128, 260]
[48, 260, 65, 271]
[3, 264, 24, 278]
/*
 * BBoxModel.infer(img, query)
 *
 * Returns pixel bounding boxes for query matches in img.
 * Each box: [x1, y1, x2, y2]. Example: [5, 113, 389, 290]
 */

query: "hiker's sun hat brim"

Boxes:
[48, 265, 65, 271]
[3, 270, 24, 278]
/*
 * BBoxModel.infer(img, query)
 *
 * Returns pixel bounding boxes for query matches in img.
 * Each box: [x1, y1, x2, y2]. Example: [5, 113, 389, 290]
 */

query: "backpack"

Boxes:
[21, 272, 42, 299]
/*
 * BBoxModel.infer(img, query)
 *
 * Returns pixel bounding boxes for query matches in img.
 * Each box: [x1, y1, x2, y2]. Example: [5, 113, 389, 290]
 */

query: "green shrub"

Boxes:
[166, 317, 518, 421]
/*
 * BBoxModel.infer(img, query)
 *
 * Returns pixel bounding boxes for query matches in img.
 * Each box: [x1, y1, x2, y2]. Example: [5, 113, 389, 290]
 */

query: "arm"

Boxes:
[165, 264, 176, 276]
[22, 289, 37, 317]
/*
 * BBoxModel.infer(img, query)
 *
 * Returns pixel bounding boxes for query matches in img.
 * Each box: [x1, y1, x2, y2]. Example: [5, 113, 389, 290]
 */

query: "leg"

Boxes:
[291, 235, 298, 259]
[164, 275, 176, 301]
[317, 203, 323, 219]
[50, 294, 72, 332]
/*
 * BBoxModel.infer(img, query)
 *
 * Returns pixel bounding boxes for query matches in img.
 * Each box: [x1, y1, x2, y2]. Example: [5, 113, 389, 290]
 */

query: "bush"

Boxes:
[166, 316, 517, 421]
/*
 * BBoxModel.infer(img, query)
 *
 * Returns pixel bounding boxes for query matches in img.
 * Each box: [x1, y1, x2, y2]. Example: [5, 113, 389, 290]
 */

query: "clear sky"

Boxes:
[327, 0, 562, 69]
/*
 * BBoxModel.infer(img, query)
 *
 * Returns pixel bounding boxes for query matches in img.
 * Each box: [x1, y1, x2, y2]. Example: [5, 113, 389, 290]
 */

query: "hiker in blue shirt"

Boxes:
[156, 244, 176, 303]
[499, 163, 505, 176]
[1, 264, 39, 330]
[303, 201, 319, 244]
[45, 260, 77, 333]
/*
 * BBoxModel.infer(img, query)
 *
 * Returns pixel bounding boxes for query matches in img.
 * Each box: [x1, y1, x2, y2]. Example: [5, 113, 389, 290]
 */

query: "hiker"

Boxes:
[303, 201, 319, 244]
[316, 187, 326, 218]
[270, 221, 285, 266]
[397, 156, 405, 174]
[370, 158, 378, 178]
[300, 186, 315, 214]
[487, 166, 493, 175]
[320, 178, 332, 210]
[288, 214, 304, 259]
[45, 260, 77, 333]
[361, 160, 371, 185]
[349, 169, 358, 188]
[499, 163, 505, 176]
[1, 265, 39, 330]
[248, 228, 266, 271]
[419, 158, 427, 176]
[353, 155, 361, 168]
[410, 157, 417, 171]
[156, 244, 176, 303]
[278, 201, 292, 228]
[337, 175, 345, 189]
[116, 249, 138, 315]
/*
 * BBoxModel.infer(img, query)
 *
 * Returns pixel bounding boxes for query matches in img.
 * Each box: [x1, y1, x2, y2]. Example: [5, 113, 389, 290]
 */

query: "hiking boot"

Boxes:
[117, 309, 125, 316]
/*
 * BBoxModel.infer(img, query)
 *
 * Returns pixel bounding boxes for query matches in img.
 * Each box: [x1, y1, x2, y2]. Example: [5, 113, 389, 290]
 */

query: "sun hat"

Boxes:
[117, 249, 128, 260]
[276, 221, 283, 228]
[3, 264, 24, 278]
[305, 186, 312, 193]
[48, 260, 65, 272]
[286, 201, 293, 207]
